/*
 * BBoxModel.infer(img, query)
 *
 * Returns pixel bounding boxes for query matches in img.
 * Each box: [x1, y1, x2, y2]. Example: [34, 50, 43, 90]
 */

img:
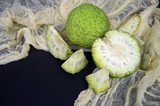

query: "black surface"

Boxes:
[0, 47, 96, 106]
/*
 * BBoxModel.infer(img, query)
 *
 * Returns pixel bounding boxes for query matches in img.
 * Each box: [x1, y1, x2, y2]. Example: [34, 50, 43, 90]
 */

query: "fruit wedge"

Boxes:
[45, 25, 73, 60]
[86, 67, 111, 93]
[140, 54, 151, 70]
[61, 49, 88, 74]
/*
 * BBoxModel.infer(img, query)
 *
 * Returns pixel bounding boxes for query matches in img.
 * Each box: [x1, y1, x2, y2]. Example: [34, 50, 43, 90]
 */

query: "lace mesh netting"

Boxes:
[0, 0, 160, 106]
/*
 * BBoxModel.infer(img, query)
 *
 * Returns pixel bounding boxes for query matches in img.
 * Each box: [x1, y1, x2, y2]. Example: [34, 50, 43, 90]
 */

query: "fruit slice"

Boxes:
[61, 49, 88, 74]
[86, 67, 111, 93]
[92, 30, 141, 77]
[45, 25, 73, 60]
[118, 14, 141, 35]
[118, 14, 143, 47]
[140, 54, 151, 70]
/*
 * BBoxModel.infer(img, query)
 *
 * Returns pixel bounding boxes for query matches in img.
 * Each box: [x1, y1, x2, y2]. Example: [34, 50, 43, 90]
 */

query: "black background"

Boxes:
[0, 48, 96, 106]
[0, 3, 160, 106]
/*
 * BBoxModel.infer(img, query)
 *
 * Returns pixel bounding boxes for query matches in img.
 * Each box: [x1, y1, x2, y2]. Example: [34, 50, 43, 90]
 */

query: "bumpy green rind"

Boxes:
[45, 25, 73, 60]
[66, 3, 110, 48]
[140, 54, 151, 70]
[92, 30, 142, 78]
[86, 68, 110, 93]
[61, 49, 88, 74]
[118, 14, 141, 35]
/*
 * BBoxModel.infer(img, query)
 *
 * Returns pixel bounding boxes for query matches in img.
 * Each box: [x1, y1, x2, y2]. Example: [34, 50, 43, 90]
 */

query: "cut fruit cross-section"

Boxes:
[92, 30, 141, 77]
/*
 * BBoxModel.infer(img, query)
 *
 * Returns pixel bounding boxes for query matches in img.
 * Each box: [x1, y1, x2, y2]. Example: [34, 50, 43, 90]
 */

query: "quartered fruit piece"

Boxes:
[92, 30, 141, 77]
[140, 54, 151, 70]
[118, 14, 141, 35]
[61, 49, 88, 74]
[86, 67, 111, 93]
[45, 25, 73, 60]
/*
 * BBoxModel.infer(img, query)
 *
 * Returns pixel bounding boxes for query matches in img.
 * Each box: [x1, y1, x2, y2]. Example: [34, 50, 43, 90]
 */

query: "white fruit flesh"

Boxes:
[61, 49, 88, 74]
[86, 67, 110, 93]
[46, 25, 73, 60]
[92, 30, 141, 77]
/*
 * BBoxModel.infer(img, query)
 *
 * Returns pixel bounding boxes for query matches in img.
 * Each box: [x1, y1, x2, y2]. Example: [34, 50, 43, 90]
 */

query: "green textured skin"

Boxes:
[62, 59, 88, 74]
[140, 54, 151, 70]
[91, 30, 142, 78]
[66, 4, 110, 48]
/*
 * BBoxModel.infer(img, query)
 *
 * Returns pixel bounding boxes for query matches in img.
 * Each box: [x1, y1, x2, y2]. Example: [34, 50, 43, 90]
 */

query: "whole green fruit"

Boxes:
[66, 4, 110, 48]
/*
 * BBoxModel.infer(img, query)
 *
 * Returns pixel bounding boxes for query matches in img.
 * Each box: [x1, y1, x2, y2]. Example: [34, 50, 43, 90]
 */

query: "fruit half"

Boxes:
[92, 30, 141, 77]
